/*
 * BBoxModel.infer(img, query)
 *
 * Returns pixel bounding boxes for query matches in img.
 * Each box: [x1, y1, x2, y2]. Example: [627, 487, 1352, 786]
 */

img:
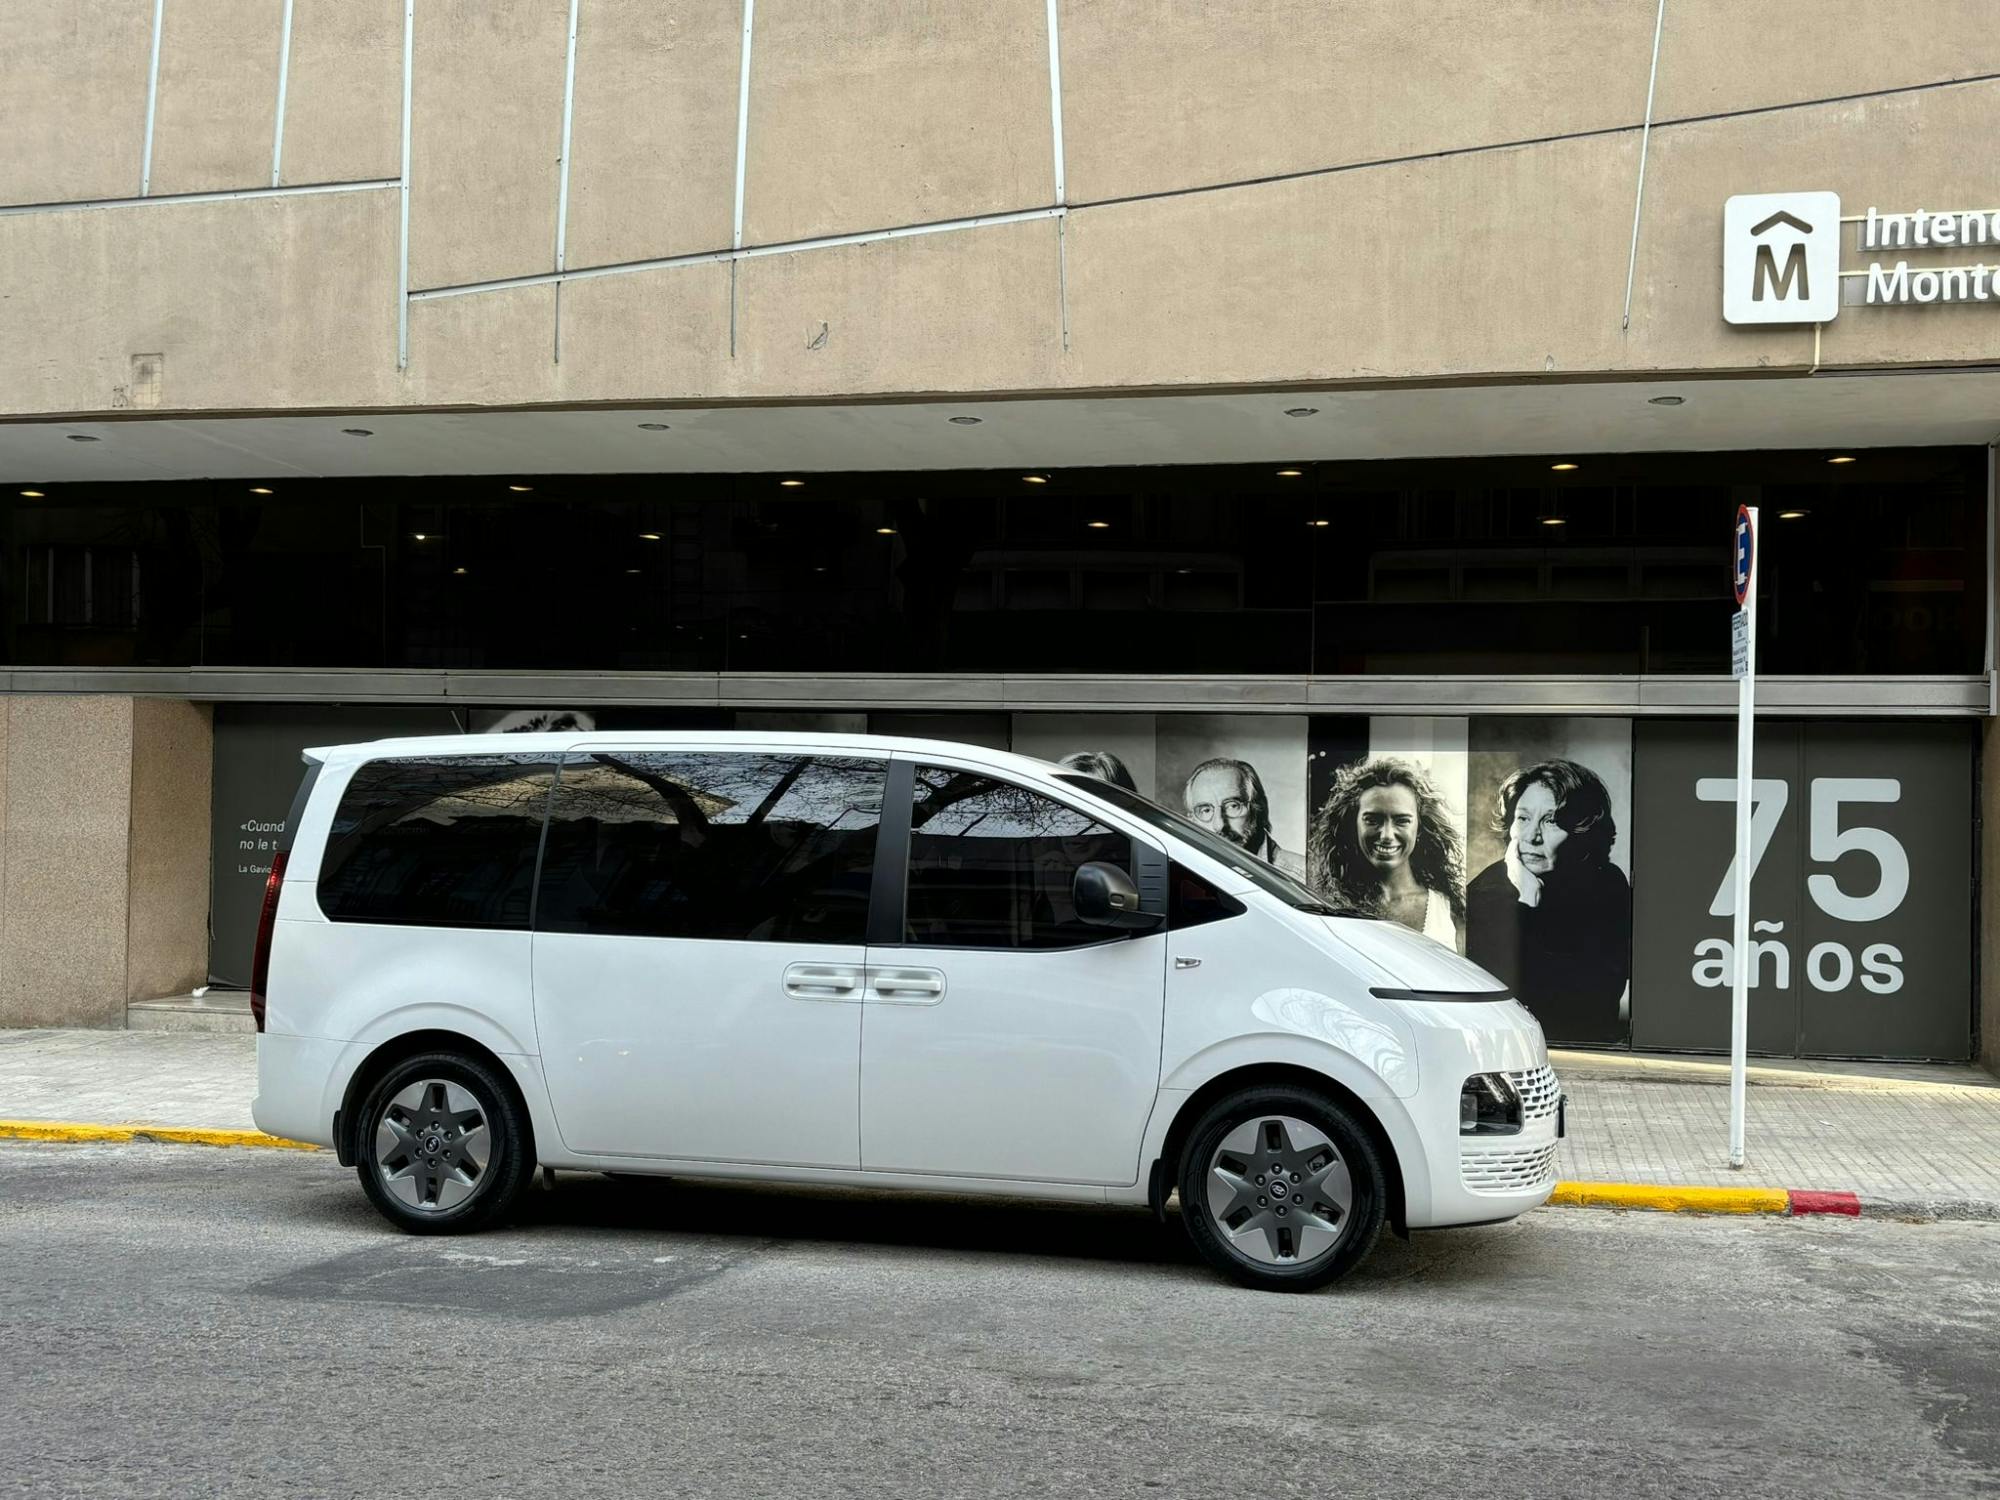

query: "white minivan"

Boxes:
[253, 732, 1561, 1291]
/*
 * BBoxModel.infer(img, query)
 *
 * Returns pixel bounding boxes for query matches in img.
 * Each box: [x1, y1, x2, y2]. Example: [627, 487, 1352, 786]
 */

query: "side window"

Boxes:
[905, 766, 1133, 950]
[318, 755, 556, 929]
[1169, 863, 1246, 930]
[536, 752, 884, 943]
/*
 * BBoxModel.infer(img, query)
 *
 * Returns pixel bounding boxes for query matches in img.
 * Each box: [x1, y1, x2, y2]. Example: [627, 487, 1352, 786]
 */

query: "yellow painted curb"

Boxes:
[0, 1119, 318, 1152]
[1549, 1180, 1790, 1214]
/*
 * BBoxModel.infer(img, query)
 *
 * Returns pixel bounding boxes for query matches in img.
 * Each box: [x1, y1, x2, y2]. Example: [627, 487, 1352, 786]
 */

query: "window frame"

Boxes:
[881, 755, 1170, 954]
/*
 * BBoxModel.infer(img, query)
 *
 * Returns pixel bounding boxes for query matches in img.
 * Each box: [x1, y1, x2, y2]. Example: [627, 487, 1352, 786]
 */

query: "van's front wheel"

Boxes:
[355, 1052, 533, 1234]
[1177, 1085, 1386, 1292]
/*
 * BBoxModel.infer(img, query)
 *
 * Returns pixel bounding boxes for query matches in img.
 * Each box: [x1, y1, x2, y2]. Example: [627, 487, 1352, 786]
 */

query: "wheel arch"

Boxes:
[1150, 1063, 1411, 1236]
[334, 1029, 537, 1169]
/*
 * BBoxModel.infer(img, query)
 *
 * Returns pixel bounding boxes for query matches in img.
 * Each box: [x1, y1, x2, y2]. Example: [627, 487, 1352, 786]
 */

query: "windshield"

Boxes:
[1054, 773, 1362, 916]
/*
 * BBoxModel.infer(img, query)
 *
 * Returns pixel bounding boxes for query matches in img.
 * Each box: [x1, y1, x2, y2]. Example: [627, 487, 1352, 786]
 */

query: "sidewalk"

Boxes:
[2, 1028, 1997, 1218]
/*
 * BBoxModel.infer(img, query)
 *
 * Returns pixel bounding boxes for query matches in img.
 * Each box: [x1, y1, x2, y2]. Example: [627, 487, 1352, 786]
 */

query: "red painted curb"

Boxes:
[1788, 1190, 1862, 1217]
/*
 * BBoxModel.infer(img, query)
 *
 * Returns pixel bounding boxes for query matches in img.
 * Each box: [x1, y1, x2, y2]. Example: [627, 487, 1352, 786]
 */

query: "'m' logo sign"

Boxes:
[1723, 192, 1840, 325]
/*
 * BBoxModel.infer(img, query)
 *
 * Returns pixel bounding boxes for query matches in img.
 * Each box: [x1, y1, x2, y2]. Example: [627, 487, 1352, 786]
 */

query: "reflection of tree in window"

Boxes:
[537, 754, 884, 943]
[907, 767, 1131, 950]
[320, 755, 557, 928]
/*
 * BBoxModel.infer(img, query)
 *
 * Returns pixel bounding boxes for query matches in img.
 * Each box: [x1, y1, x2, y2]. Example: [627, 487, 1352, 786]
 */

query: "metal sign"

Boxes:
[1730, 610, 1750, 679]
[1723, 192, 1841, 325]
[1733, 504, 1755, 607]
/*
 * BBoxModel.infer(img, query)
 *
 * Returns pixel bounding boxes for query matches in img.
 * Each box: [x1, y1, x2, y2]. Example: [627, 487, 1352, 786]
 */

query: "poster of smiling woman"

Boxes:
[1307, 717, 1472, 954]
[1464, 718, 1634, 1046]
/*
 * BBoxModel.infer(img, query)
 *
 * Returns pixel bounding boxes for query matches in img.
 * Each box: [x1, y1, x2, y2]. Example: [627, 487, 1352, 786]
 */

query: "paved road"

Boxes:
[1, 1143, 1995, 1500]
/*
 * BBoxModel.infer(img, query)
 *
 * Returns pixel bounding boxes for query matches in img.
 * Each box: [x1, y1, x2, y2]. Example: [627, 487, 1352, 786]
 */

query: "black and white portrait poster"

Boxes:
[1466, 718, 1635, 1046]
[1010, 713, 1160, 799]
[1155, 715, 1309, 881]
[1308, 717, 1471, 953]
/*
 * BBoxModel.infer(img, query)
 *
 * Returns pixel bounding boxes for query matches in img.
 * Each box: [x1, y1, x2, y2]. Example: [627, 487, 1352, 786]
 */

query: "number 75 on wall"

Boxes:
[1693, 779, 1910, 922]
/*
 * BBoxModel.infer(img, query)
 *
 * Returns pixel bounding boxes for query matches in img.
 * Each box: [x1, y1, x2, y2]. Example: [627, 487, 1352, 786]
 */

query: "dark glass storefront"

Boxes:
[7, 447, 1985, 677]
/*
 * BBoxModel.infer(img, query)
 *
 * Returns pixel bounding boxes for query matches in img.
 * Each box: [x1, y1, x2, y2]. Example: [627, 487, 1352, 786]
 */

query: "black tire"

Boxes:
[1177, 1084, 1387, 1292]
[354, 1050, 534, 1235]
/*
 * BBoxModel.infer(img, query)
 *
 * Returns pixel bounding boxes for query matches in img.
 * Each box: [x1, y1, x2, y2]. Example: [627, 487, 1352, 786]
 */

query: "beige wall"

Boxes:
[5, 1, 2000, 416]
[0, 697, 213, 1028]
[125, 699, 213, 1005]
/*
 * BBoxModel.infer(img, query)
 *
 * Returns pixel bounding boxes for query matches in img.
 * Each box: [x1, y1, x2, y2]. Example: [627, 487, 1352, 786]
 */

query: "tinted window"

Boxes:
[318, 755, 556, 928]
[905, 767, 1132, 950]
[536, 752, 884, 943]
[1169, 864, 1246, 930]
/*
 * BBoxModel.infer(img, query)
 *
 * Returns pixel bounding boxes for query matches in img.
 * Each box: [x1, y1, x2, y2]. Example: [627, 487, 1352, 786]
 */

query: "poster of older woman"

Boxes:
[1465, 719, 1634, 1046]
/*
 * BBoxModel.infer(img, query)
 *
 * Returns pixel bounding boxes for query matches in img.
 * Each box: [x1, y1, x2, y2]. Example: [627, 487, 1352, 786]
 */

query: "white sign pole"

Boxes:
[1728, 505, 1758, 1170]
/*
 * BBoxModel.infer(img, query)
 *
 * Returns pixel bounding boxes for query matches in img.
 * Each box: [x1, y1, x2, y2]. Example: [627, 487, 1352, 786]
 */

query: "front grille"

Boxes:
[1460, 1140, 1559, 1195]
[1506, 1065, 1561, 1121]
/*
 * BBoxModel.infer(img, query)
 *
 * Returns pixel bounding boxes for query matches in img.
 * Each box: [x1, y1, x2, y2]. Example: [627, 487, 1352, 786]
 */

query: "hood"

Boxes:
[1319, 916, 1510, 996]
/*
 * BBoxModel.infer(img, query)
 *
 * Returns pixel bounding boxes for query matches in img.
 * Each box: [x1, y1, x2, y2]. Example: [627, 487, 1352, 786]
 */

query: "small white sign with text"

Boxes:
[1723, 191, 1841, 325]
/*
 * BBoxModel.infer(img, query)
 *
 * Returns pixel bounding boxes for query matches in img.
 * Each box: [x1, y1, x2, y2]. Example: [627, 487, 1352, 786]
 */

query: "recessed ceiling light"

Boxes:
[1648, 395, 1686, 406]
[1541, 515, 1568, 527]
[1086, 520, 1111, 529]
[626, 568, 641, 574]
[1022, 474, 1048, 484]
[779, 478, 805, 488]
[637, 422, 670, 431]
[1276, 468, 1303, 478]
[1175, 567, 1194, 574]
[948, 415, 983, 426]
[412, 532, 429, 541]
[1550, 462, 1579, 472]
[341, 427, 372, 437]
[508, 483, 533, 493]
[1779, 509, 1811, 520]
[1827, 455, 1857, 465]
[19, 489, 45, 498]
[638, 531, 661, 541]
[1307, 518, 1331, 528]
[875, 526, 897, 535]
[248, 486, 274, 495]
[452, 566, 468, 575]
[1284, 407, 1319, 417]
[812, 565, 827, 573]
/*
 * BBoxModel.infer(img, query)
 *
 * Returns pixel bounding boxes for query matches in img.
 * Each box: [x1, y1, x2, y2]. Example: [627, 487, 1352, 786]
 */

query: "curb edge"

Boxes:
[0, 1119, 318, 1151]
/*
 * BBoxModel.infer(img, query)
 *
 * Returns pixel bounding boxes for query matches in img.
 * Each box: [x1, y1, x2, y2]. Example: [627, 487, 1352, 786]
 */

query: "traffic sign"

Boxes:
[1733, 505, 1755, 607]
[1730, 610, 1749, 679]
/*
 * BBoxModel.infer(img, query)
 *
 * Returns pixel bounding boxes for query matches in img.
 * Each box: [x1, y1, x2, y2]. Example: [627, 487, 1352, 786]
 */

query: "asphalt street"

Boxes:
[0, 1142, 1995, 1500]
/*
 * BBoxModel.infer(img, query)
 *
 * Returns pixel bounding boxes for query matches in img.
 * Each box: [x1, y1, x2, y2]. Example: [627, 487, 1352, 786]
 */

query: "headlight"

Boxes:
[1459, 1073, 1522, 1136]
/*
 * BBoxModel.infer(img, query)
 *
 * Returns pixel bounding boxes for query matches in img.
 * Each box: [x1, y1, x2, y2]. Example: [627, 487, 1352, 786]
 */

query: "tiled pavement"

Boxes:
[1, 1029, 1996, 1212]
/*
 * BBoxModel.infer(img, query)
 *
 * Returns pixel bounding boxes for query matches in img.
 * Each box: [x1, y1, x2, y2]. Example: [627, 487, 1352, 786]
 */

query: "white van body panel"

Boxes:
[254, 730, 1559, 1233]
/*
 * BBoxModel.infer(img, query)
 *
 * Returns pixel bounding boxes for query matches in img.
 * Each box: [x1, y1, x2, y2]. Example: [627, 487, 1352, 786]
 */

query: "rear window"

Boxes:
[317, 755, 558, 929]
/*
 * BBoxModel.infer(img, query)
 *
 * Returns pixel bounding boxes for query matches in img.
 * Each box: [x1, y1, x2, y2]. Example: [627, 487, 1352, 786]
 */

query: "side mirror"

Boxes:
[1074, 861, 1163, 930]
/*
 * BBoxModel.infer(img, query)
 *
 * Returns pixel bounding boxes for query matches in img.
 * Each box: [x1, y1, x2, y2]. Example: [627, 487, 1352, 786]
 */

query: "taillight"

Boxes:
[249, 850, 288, 1033]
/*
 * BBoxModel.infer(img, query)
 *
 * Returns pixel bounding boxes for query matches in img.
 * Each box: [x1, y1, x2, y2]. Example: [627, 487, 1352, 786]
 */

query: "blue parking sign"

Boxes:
[1733, 505, 1755, 607]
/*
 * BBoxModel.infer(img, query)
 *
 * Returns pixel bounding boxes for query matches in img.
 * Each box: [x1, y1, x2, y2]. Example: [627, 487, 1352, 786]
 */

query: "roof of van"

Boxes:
[301, 730, 1070, 781]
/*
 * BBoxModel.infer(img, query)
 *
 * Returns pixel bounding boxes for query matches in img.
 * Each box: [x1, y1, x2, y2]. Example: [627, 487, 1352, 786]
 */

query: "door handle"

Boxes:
[867, 966, 946, 1004]
[1174, 957, 1202, 970]
[783, 963, 864, 1002]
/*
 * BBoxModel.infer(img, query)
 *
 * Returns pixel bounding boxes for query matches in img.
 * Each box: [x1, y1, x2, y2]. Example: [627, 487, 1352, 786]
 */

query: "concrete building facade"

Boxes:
[1, 0, 1996, 1064]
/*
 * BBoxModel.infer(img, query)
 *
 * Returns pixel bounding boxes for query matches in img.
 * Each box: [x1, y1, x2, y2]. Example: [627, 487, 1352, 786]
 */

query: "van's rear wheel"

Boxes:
[355, 1052, 533, 1234]
[1177, 1085, 1386, 1292]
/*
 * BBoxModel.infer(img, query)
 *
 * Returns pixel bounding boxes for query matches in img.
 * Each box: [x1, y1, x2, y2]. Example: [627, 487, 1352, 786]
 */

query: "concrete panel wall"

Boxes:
[1623, 82, 2000, 375]
[1063, 131, 1640, 389]
[6, 1, 2000, 415]
[1059, 0, 1654, 204]
[563, 0, 741, 268]
[0, 0, 157, 205]
[145, 0, 284, 197]
[0, 698, 134, 1028]
[407, 0, 570, 290]
[1652, 0, 2000, 120]
[125, 699, 212, 1003]
[741, 0, 1055, 244]
[732, 218, 1065, 396]
[0, 188, 400, 417]
[279, 0, 404, 186]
